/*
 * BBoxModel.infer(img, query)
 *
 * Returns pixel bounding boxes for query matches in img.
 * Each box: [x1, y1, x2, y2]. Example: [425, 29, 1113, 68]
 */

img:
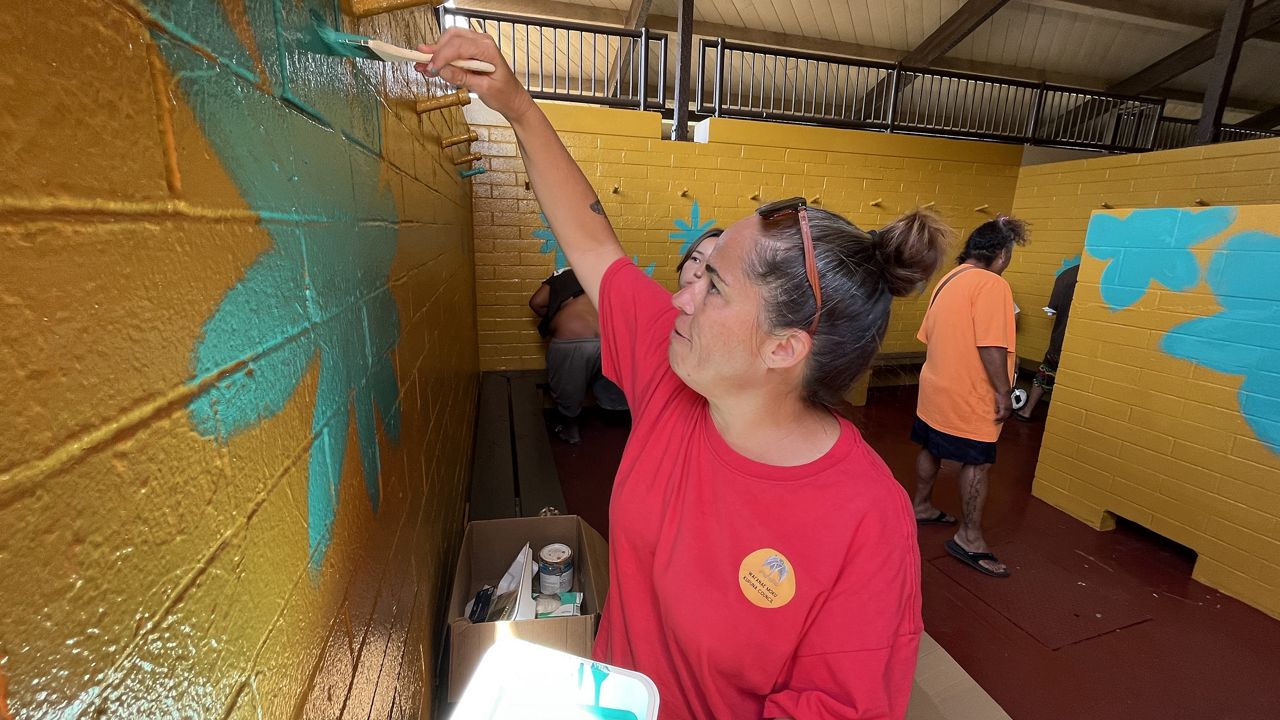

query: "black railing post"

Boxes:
[713, 37, 725, 118]
[672, 0, 694, 140]
[639, 28, 650, 111]
[659, 36, 668, 107]
[1144, 98, 1167, 150]
[1026, 83, 1046, 142]
[886, 64, 901, 132]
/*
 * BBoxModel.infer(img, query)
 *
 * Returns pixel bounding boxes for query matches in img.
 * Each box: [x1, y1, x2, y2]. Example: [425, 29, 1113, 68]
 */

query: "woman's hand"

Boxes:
[415, 28, 536, 122]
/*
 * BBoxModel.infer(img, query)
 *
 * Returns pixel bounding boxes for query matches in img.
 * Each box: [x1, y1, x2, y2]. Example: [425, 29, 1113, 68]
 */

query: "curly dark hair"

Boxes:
[957, 216, 1029, 266]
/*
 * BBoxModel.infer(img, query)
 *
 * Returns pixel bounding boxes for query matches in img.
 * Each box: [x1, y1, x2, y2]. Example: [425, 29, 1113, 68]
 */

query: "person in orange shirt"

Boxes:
[911, 217, 1029, 577]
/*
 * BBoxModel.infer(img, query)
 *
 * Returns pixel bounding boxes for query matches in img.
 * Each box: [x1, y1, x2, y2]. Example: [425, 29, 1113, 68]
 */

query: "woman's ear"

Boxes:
[763, 329, 812, 370]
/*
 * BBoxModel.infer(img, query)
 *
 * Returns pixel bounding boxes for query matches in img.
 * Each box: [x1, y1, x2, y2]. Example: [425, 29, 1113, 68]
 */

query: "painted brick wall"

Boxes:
[1033, 204, 1280, 620]
[0, 1, 477, 717]
[1007, 137, 1280, 364]
[469, 105, 1023, 371]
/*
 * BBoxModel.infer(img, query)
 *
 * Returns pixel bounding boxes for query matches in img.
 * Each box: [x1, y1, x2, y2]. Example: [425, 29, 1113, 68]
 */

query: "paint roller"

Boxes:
[305, 10, 496, 73]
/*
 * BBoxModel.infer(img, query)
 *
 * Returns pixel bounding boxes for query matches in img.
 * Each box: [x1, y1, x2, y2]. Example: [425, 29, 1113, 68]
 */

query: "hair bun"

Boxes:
[870, 210, 954, 297]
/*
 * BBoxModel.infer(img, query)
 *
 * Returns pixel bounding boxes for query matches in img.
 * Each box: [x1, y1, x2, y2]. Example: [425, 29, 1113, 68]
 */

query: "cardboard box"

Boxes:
[446, 515, 610, 701]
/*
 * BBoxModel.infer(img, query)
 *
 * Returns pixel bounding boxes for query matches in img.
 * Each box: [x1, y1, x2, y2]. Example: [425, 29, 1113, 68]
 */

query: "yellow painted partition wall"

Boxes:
[0, 1, 477, 716]
[471, 106, 1022, 370]
[1035, 204, 1280, 620]
[1007, 137, 1280, 364]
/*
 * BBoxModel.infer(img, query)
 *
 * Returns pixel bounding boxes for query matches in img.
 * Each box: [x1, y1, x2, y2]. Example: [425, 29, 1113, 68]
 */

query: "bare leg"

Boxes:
[953, 463, 1007, 574]
[1016, 384, 1045, 420]
[912, 449, 945, 520]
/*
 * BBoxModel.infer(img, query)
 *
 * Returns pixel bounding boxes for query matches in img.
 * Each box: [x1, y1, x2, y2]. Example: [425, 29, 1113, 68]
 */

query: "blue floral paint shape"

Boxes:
[1084, 207, 1236, 311]
[533, 212, 567, 270]
[535, 213, 654, 276]
[1056, 255, 1081, 277]
[149, 0, 403, 571]
[670, 201, 717, 254]
[1162, 230, 1280, 455]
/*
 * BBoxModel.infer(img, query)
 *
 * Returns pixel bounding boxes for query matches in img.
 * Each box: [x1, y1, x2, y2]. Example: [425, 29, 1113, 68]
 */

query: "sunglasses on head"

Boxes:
[756, 197, 822, 335]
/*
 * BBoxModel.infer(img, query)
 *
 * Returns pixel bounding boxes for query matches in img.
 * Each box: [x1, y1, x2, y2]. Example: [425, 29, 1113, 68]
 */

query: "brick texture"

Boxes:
[1030, 202, 1280, 620]
[469, 106, 1023, 370]
[0, 1, 476, 717]
[1008, 138, 1280, 363]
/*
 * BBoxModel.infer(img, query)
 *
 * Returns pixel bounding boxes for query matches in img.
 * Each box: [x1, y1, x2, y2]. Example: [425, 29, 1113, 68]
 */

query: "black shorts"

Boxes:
[911, 417, 998, 465]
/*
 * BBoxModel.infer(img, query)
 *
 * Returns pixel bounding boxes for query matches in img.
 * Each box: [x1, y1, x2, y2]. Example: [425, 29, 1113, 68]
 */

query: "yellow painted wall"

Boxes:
[470, 105, 1023, 370]
[1008, 137, 1280, 363]
[1034, 204, 1280, 620]
[0, 1, 476, 717]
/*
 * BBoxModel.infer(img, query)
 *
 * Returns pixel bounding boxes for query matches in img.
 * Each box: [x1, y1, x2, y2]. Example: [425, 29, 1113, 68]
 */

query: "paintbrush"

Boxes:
[307, 10, 496, 73]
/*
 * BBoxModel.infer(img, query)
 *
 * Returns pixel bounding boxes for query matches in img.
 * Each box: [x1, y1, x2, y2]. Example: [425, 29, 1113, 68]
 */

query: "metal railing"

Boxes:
[1152, 117, 1280, 150]
[696, 38, 1166, 152]
[437, 7, 667, 111]
[442, 10, 1280, 152]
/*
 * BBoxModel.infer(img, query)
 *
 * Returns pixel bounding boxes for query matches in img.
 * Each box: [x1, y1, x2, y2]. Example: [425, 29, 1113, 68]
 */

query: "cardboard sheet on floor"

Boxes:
[931, 543, 1151, 650]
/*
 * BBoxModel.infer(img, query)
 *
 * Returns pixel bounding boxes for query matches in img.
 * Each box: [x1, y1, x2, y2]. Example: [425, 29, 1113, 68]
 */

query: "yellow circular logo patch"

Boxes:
[738, 548, 796, 608]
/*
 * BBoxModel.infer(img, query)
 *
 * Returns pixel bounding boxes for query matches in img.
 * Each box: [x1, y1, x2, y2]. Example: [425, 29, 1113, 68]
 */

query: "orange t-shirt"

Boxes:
[916, 265, 1017, 443]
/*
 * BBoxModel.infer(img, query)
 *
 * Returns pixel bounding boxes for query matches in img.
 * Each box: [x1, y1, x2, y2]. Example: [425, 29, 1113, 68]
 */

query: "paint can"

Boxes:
[537, 543, 574, 594]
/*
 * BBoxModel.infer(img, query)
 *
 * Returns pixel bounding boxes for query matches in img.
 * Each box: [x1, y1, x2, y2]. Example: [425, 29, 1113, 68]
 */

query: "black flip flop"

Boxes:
[916, 511, 958, 525]
[945, 538, 1011, 578]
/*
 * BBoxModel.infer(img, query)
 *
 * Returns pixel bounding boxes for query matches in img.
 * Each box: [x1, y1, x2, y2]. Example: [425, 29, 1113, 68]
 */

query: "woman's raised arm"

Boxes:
[417, 29, 625, 306]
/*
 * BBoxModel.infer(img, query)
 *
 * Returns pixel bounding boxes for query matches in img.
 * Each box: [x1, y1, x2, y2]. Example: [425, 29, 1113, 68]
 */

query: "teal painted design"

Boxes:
[533, 212, 567, 270]
[670, 201, 717, 254]
[630, 257, 657, 277]
[1084, 207, 1236, 311]
[147, 0, 402, 570]
[1056, 255, 1081, 277]
[535, 213, 654, 276]
[1162, 230, 1280, 454]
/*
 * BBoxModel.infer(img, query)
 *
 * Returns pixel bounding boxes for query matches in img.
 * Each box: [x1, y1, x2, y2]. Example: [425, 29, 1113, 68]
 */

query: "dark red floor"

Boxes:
[549, 385, 1280, 720]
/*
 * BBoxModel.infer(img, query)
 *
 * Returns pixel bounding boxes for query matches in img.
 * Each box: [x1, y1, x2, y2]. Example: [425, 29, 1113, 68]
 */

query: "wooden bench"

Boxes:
[468, 370, 565, 520]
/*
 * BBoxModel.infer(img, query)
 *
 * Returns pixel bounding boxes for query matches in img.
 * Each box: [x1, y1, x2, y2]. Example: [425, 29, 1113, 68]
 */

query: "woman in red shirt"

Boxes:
[421, 30, 952, 720]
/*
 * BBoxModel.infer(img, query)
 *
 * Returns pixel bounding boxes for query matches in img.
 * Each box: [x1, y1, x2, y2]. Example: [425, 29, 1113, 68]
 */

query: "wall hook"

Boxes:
[1195, 198, 1212, 206]
[920, 201, 935, 209]
[453, 152, 483, 166]
[869, 198, 883, 207]
[809, 195, 821, 204]
[973, 204, 989, 212]
[441, 130, 478, 149]
[416, 89, 470, 115]
[749, 191, 761, 201]
[679, 188, 689, 197]
[611, 184, 620, 194]
[524, 180, 531, 191]
[459, 166, 487, 179]
[1100, 201, 1114, 209]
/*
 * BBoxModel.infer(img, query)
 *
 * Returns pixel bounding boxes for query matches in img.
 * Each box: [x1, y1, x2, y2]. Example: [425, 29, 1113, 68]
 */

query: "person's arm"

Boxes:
[418, 30, 624, 307]
[529, 283, 551, 317]
[979, 346, 1013, 423]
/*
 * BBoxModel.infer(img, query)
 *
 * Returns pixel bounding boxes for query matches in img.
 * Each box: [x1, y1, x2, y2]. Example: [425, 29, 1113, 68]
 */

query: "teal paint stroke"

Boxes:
[1162, 230, 1280, 455]
[535, 212, 654, 276]
[1056, 254, 1081, 277]
[147, 0, 402, 571]
[1084, 207, 1236, 311]
[533, 212, 568, 270]
[670, 201, 717, 254]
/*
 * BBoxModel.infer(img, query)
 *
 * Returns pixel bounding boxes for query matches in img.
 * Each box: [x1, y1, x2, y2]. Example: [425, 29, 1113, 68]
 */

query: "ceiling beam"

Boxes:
[1235, 104, 1280, 129]
[903, 0, 1013, 65]
[1195, 0, 1252, 144]
[861, 0, 1011, 111]
[1022, 0, 1280, 43]
[1154, 86, 1274, 114]
[1108, 0, 1280, 95]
